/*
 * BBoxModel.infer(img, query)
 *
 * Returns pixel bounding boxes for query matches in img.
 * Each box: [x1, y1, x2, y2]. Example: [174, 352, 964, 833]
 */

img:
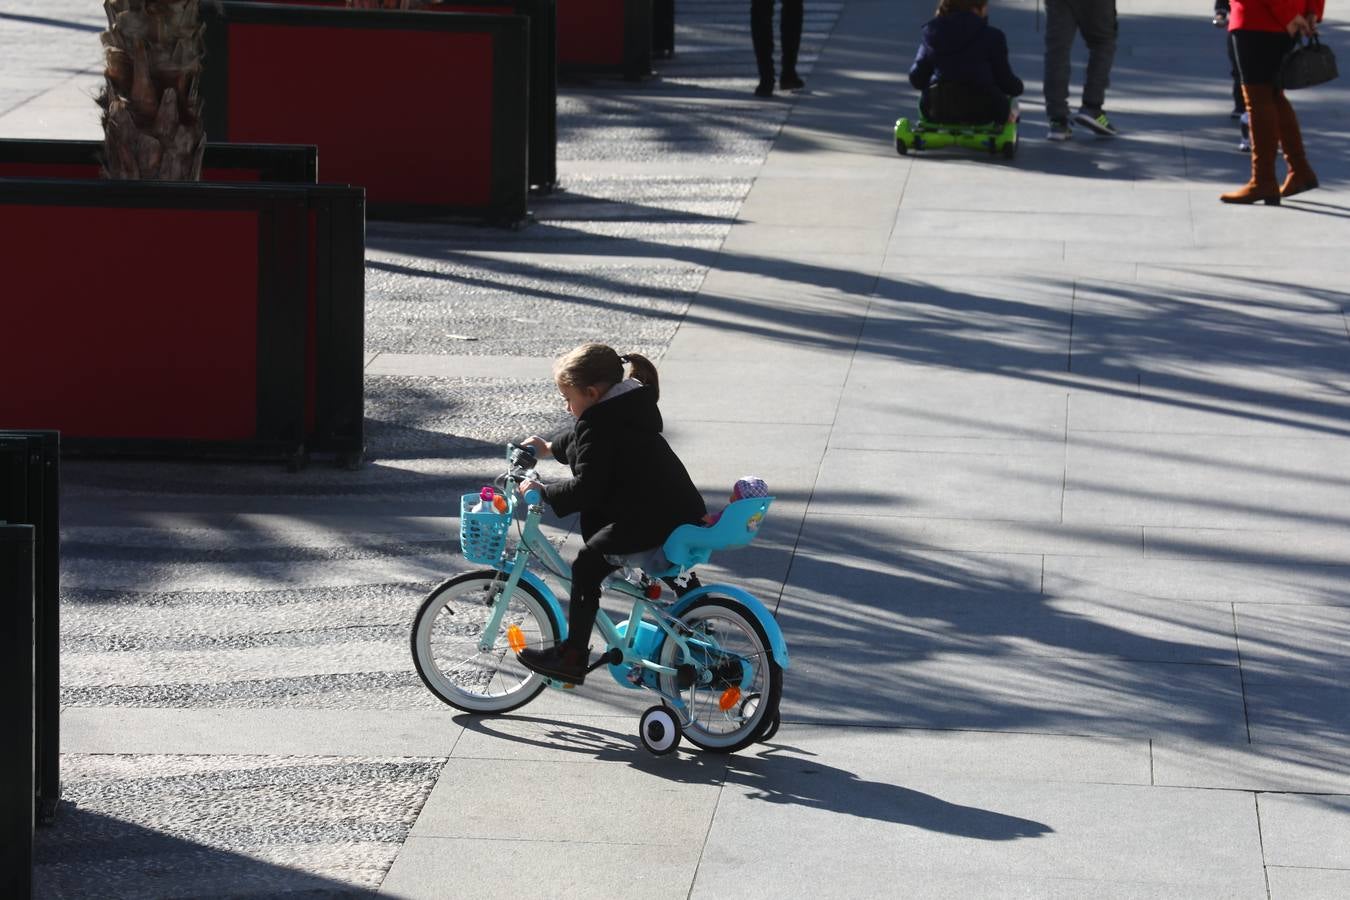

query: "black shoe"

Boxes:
[779, 72, 805, 91]
[518, 643, 589, 684]
[754, 79, 775, 98]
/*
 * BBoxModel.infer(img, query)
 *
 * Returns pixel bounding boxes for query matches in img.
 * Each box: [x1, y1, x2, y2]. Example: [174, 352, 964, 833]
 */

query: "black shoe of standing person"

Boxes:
[754, 79, 775, 98]
[779, 71, 805, 91]
[518, 642, 589, 684]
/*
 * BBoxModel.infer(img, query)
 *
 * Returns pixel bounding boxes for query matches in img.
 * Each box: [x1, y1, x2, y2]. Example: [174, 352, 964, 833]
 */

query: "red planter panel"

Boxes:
[3, 205, 260, 441]
[225, 23, 494, 206]
[557, 0, 626, 66]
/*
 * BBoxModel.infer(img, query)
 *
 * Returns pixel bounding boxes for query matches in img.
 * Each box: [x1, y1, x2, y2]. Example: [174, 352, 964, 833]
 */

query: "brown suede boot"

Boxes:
[1273, 89, 1319, 198]
[1221, 85, 1281, 206]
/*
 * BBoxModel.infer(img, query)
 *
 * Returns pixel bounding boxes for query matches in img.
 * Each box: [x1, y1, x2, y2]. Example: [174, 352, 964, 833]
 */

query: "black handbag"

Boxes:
[1279, 35, 1339, 91]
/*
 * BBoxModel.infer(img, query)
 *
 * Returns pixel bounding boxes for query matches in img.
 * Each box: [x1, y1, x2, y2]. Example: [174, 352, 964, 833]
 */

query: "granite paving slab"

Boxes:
[693, 772, 1266, 898]
[1256, 793, 1350, 870]
[1266, 866, 1350, 900]
[1043, 554, 1350, 606]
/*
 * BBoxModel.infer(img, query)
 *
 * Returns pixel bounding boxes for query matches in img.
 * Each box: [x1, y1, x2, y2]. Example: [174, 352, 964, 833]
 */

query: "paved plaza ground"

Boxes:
[4, 0, 1350, 896]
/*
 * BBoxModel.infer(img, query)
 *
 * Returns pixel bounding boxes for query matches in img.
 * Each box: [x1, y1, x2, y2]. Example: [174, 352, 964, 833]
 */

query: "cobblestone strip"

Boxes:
[36, 755, 444, 898]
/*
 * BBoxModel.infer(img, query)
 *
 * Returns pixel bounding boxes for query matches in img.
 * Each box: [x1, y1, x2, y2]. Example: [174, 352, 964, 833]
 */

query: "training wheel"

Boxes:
[639, 705, 682, 755]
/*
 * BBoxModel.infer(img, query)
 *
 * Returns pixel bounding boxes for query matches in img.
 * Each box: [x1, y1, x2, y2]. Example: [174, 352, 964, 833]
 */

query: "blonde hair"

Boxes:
[936, 0, 987, 14]
[553, 343, 660, 401]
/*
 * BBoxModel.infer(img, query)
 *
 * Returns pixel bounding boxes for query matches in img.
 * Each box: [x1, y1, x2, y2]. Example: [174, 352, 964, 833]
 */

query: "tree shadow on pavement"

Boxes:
[455, 715, 1053, 841]
[34, 806, 374, 899]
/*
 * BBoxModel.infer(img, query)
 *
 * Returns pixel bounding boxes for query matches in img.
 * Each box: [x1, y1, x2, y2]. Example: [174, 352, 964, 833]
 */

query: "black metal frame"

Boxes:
[0, 178, 364, 464]
[622, 0, 654, 79]
[653, 0, 673, 59]
[0, 431, 59, 833]
[0, 524, 35, 900]
[0, 138, 318, 183]
[307, 188, 367, 466]
[203, 3, 530, 222]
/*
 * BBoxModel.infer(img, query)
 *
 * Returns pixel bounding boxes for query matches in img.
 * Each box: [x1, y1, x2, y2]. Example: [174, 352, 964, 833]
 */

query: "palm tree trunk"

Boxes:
[99, 0, 206, 181]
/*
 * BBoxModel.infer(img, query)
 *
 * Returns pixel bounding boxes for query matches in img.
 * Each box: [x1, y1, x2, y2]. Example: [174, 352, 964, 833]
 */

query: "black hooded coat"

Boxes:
[544, 385, 706, 545]
[908, 10, 1024, 99]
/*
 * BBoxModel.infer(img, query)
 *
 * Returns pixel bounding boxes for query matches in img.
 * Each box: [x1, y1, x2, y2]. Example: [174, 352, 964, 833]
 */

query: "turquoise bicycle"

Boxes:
[411, 444, 788, 754]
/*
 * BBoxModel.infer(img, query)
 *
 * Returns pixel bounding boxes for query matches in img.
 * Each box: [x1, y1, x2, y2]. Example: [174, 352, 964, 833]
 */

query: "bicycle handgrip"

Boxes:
[524, 489, 542, 506]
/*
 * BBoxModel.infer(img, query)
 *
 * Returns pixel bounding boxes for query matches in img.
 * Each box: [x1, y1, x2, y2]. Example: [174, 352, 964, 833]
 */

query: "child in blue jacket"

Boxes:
[909, 0, 1024, 125]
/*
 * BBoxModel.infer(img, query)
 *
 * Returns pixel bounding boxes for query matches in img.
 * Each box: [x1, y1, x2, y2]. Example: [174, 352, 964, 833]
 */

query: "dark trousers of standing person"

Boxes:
[1222, 30, 1318, 203]
[751, 0, 803, 88]
[1043, 0, 1118, 121]
[1226, 32, 1243, 113]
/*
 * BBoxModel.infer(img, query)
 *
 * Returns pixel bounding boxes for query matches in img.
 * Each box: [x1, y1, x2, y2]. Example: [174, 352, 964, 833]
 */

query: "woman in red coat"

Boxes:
[1221, 0, 1325, 204]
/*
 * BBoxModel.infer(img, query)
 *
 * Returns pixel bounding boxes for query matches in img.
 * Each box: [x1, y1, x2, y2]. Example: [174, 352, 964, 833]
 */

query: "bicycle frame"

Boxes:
[478, 494, 714, 720]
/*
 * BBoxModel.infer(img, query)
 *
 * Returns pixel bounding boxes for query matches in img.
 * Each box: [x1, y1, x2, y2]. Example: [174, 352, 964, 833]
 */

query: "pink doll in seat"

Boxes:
[704, 476, 770, 525]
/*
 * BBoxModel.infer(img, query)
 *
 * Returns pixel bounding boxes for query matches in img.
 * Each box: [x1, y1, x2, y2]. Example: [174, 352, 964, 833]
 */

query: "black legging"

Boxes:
[565, 520, 681, 652]
[921, 82, 1012, 125]
[751, 0, 803, 82]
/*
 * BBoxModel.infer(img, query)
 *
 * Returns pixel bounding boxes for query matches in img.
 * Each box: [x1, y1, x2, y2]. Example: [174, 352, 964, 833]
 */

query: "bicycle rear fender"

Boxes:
[499, 567, 569, 642]
[671, 584, 790, 669]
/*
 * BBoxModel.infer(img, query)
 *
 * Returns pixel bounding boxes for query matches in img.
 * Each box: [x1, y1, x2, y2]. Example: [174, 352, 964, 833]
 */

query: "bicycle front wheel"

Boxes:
[411, 570, 560, 713]
[659, 596, 783, 753]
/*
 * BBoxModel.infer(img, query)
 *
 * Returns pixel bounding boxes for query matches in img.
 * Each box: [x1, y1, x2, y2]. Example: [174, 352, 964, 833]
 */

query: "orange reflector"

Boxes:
[718, 686, 742, 712]
[506, 625, 526, 653]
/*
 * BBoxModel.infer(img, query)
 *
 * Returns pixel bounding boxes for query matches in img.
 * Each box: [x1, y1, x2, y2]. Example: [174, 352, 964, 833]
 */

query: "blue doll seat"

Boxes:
[647, 496, 774, 577]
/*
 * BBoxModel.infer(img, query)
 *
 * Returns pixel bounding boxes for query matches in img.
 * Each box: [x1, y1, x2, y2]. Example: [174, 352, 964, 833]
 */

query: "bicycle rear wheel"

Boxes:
[659, 596, 783, 753]
[411, 570, 559, 713]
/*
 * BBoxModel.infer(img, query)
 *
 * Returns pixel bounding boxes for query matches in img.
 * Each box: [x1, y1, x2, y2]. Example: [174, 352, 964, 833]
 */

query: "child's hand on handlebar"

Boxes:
[520, 435, 552, 458]
[517, 478, 544, 499]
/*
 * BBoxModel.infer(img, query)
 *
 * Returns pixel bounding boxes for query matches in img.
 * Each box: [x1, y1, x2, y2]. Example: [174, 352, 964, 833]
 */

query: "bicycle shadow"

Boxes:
[455, 715, 1053, 842]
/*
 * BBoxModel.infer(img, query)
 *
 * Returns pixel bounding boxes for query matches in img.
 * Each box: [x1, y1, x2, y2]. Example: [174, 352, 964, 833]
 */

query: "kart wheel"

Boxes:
[895, 137, 908, 155]
[1002, 138, 1018, 160]
[639, 705, 682, 755]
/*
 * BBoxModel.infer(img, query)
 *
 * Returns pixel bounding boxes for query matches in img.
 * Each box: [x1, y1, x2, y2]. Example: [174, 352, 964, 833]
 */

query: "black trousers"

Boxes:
[1226, 30, 1243, 108]
[921, 82, 1012, 125]
[751, 0, 804, 82]
[565, 520, 675, 652]
[1230, 29, 1295, 86]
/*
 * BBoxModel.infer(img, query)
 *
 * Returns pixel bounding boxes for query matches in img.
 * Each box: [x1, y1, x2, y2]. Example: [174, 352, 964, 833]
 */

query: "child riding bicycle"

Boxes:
[515, 343, 706, 685]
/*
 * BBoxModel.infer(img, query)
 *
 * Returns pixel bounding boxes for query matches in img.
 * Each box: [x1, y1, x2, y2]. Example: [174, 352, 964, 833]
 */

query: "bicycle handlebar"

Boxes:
[504, 444, 542, 507]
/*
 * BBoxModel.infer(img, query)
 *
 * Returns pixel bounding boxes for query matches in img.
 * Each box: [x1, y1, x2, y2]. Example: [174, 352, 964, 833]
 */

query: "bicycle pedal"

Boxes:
[586, 648, 623, 673]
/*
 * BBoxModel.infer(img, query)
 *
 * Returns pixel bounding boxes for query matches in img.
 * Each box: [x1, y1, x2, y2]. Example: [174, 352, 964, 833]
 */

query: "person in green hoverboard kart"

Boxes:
[896, 0, 1024, 156]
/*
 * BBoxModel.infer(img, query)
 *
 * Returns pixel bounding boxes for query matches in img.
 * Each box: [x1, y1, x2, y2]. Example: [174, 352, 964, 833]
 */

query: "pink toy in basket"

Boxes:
[704, 476, 769, 525]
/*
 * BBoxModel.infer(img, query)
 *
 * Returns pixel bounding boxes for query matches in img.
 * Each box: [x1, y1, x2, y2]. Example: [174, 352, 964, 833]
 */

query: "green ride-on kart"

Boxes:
[894, 112, 1018, 159]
